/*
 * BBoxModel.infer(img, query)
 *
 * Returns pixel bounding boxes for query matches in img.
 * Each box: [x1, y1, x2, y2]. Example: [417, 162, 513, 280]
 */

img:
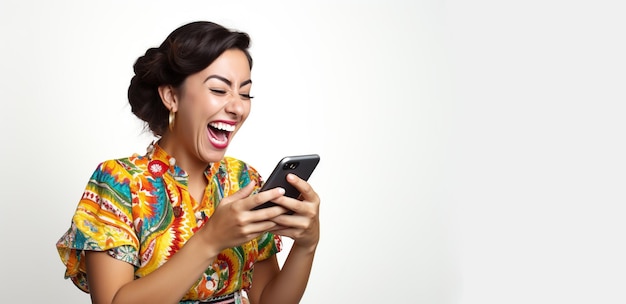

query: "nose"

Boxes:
[224, 94, 245, 118]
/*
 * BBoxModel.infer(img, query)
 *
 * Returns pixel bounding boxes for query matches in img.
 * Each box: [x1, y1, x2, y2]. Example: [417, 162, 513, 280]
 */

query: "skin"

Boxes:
[85, 49, 320, 304]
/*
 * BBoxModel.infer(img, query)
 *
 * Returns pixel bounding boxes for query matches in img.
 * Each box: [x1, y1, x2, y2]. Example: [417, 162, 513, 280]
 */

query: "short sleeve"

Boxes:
[56, 160, 139, 292]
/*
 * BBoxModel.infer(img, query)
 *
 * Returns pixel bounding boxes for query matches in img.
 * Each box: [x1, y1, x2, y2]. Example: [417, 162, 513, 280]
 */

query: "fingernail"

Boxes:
[278, 187, 285, 194]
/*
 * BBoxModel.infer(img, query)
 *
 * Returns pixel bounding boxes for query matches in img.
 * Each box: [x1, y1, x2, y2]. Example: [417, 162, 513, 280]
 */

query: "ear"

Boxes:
[158, 85, 178, 112]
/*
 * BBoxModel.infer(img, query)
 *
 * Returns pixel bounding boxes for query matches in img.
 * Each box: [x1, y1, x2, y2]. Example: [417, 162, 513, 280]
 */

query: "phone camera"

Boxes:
[283, 162, 299, 170]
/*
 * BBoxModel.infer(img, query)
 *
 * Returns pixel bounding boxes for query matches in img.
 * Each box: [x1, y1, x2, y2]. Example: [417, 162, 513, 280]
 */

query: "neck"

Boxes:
[156, 136, 211, 179]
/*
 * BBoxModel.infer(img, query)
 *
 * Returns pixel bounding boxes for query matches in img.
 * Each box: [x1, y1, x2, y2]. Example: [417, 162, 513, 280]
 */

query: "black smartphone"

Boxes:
[252, 154, 320, 212]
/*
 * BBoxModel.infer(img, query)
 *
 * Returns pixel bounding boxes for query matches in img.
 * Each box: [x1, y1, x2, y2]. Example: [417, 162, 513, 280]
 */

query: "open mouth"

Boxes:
[207, 121, 235, 148]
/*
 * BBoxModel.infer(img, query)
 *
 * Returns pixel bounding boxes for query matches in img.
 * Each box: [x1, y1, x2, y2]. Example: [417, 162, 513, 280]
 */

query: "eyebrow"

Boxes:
[204, 75, 252, 87]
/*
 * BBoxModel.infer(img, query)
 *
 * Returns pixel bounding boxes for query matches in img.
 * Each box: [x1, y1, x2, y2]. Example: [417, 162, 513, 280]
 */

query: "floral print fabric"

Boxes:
[56, 144, 281, 302]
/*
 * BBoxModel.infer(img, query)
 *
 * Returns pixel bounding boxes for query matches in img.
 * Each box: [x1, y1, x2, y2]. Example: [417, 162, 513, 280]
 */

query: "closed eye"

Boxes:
[240, 93, 254, 100]
[210, 88, 227, 95]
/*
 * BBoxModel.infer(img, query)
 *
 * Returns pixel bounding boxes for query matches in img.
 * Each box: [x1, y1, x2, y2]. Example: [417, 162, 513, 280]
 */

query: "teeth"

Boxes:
[209, 122, 235, 132]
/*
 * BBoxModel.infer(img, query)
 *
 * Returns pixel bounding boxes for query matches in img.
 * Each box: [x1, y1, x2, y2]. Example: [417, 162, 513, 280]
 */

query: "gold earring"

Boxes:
[168, 109, 176, 132]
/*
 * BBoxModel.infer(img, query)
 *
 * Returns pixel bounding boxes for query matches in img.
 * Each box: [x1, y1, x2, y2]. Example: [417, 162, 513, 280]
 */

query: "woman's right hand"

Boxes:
[197, 181, 288, 252]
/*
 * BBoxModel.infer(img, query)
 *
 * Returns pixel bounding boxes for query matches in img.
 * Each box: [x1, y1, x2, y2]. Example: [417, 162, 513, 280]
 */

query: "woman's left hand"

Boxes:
[267, 173, 320, 251]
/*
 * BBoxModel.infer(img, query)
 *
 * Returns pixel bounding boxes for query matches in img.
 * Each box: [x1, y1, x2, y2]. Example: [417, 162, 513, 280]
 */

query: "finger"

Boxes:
[270, 227, 305, 240]
[239, 220, 280, 237]
[266, 224, 288, 232]
[286, 174, 319, 202]
[247, 205, 291, 223]
[220, 181, 256, 206]
[244, 187, 286, 211]
[268, 194, 314, 216]
[271, 213, 308, 228]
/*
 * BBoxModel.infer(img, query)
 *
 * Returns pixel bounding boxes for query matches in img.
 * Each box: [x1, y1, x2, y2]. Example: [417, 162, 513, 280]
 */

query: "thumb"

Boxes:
[219, 180, 256, 206]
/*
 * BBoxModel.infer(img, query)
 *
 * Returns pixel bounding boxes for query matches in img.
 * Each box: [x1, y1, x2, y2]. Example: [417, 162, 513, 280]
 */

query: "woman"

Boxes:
[56, 21, 320, 304]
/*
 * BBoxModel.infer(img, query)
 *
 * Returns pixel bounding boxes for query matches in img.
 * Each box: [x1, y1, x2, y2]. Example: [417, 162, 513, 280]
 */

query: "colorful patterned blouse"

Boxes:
[56, 144, 282, 302]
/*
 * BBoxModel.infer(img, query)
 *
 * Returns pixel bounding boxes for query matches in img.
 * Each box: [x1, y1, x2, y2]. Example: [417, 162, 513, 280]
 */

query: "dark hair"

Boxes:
[128, 21, 252, 136]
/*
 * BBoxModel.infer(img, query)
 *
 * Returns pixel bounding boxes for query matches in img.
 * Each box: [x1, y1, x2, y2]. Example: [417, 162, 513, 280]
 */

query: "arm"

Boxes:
[85, 234, 219, 304]
[247, 174, 320, 304]
[247, 246, 316, 304]
[85, 182, 288, 304]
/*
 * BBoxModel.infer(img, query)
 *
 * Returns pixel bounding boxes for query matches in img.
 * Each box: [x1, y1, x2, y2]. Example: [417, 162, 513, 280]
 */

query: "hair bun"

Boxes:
[133, 47, 169, 86]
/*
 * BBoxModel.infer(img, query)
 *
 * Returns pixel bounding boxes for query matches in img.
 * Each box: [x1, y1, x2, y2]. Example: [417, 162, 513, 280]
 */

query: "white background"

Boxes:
[1, 0, 625, 303]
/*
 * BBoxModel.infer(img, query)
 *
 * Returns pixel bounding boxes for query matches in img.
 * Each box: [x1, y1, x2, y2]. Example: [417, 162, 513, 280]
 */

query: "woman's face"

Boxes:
[168, 48, 252, 165]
